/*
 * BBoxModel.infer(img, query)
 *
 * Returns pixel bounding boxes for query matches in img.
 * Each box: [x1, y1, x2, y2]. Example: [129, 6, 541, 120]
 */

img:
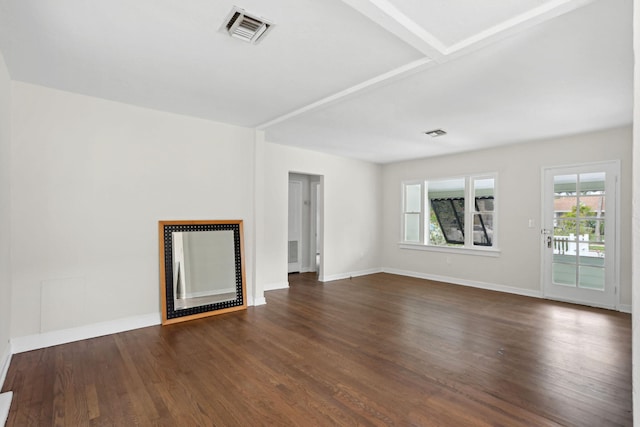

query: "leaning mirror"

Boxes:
[159, 220, 247, 325]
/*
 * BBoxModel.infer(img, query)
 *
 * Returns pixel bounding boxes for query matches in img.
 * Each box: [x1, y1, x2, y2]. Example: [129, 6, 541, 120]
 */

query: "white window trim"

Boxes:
[400, 173, 499, 255]
[401, 180, 424, 244]
[399, 242, 501, 257]
[470, 174, 499, 249]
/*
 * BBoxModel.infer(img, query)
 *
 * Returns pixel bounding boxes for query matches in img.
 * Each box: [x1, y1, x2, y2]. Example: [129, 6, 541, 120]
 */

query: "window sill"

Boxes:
[398, 242, 501, 257]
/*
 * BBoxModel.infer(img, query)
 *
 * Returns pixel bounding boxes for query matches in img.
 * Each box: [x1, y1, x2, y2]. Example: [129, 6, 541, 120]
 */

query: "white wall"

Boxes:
[10, 82, 256, 338]
[7, 84, 384, 342]
[0, 50, 12, 375]
[256, 141, 382, 293]
[631, 0, 638, 419]
[382, 127, 632, 306]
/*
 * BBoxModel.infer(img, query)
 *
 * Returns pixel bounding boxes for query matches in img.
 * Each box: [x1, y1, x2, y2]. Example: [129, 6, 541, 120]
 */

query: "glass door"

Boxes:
[542, 162, 618, 308]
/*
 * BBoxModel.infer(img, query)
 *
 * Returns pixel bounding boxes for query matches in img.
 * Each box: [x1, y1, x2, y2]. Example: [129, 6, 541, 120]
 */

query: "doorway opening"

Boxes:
[288, 173, 323, 281]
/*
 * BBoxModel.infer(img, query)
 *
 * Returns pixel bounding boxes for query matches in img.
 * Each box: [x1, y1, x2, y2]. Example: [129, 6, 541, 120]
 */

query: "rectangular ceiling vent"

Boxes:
[424, 129, 447, 137]
[223, 7, 274, 44]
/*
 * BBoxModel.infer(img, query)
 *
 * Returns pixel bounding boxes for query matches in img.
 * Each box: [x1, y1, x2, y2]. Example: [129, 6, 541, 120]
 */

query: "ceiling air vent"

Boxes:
[223, 7, 274, 44]
[424, 129, 447, 137]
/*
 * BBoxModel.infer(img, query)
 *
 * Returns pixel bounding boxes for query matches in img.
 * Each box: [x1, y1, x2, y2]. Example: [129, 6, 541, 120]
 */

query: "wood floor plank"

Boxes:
[1, 273, 632, 426]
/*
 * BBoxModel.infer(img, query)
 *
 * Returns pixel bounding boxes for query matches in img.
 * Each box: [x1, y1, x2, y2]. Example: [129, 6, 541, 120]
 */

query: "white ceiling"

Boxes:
[0, 0, 633, 163]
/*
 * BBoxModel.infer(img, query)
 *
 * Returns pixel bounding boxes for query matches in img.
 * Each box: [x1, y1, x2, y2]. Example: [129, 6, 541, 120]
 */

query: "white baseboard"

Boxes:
[382, 268, 543, 299]
[0, 391, 12, 427]
[618, 304, 632, 313]
[0, 346, 10, 391]
[11, 312, 162, 354]
[321, 268, 384, 283]
[263, 281, 289, 291]
[252, 297, 267, 306]
[382, 269, 631, 313]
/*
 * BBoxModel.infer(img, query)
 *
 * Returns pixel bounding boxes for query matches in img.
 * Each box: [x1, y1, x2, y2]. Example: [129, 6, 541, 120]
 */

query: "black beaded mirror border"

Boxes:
[163, 223, 244, 320]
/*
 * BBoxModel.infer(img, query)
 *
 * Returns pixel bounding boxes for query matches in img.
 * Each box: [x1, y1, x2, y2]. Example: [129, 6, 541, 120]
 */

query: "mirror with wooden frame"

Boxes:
[159, 220, 247, 325]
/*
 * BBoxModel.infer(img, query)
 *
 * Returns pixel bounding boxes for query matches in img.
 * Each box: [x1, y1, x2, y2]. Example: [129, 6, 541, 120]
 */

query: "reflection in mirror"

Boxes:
[173, 230, 237, 309]
[159, 220, 247, 325]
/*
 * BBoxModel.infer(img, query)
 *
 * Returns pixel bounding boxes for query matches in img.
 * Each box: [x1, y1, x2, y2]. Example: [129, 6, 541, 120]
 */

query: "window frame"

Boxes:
[400, 173, 499, 256]
[401, 180, 425, 243]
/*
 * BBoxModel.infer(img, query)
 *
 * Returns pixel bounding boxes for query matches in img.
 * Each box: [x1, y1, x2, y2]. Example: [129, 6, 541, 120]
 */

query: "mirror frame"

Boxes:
[159, 219, 247, 325]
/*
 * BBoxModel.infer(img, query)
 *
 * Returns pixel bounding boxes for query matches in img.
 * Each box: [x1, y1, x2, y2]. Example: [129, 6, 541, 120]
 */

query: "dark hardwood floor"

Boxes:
[2, 273, 632, 426]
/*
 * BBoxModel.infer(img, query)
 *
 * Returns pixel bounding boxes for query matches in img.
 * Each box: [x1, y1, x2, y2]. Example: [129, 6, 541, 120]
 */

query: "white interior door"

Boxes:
[288, 180, 302, 273]
[542, 161, 619, 309]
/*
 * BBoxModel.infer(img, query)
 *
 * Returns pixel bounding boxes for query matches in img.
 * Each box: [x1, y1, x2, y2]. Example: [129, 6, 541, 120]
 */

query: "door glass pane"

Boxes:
[579, 266, 605, 291]
[578, 236, 605, 290]
[589, 227, 605, 251]
[578, 172, 605, 290]
[552, 174, 578, 286]
[574, 226, 590, 256]
[554, 218, 577, 239]
[553, 260, 577, 286]
[552, 172, 607, 290]
[404, 213, 420, 242]
[579, 172, 606, 194]
[590, 219, 605, 243]
[554, 174, 577, 193]
[579, 249, 605, 267]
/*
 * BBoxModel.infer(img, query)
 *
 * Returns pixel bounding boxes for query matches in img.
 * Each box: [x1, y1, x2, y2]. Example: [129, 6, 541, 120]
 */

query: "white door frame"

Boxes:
[540, 160, 620, 309]
[310, 180, 320, 273]
[288, 174, 324, 280]
[316, 176, 324, 281]
[288, 180, 303, 273]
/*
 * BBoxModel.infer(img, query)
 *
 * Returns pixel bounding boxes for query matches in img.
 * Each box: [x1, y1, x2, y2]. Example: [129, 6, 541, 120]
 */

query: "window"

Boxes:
[403, 182, 423, 243]
[402, 174, 497, 252]
[428, 178, 465, 246]
[472, 177, 495, 247]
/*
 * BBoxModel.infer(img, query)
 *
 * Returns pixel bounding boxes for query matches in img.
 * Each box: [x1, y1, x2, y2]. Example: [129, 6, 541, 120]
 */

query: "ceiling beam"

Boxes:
[256, 57, 433, 130]
[339, 0, 447, 62]
[445, 0, 598, 58]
